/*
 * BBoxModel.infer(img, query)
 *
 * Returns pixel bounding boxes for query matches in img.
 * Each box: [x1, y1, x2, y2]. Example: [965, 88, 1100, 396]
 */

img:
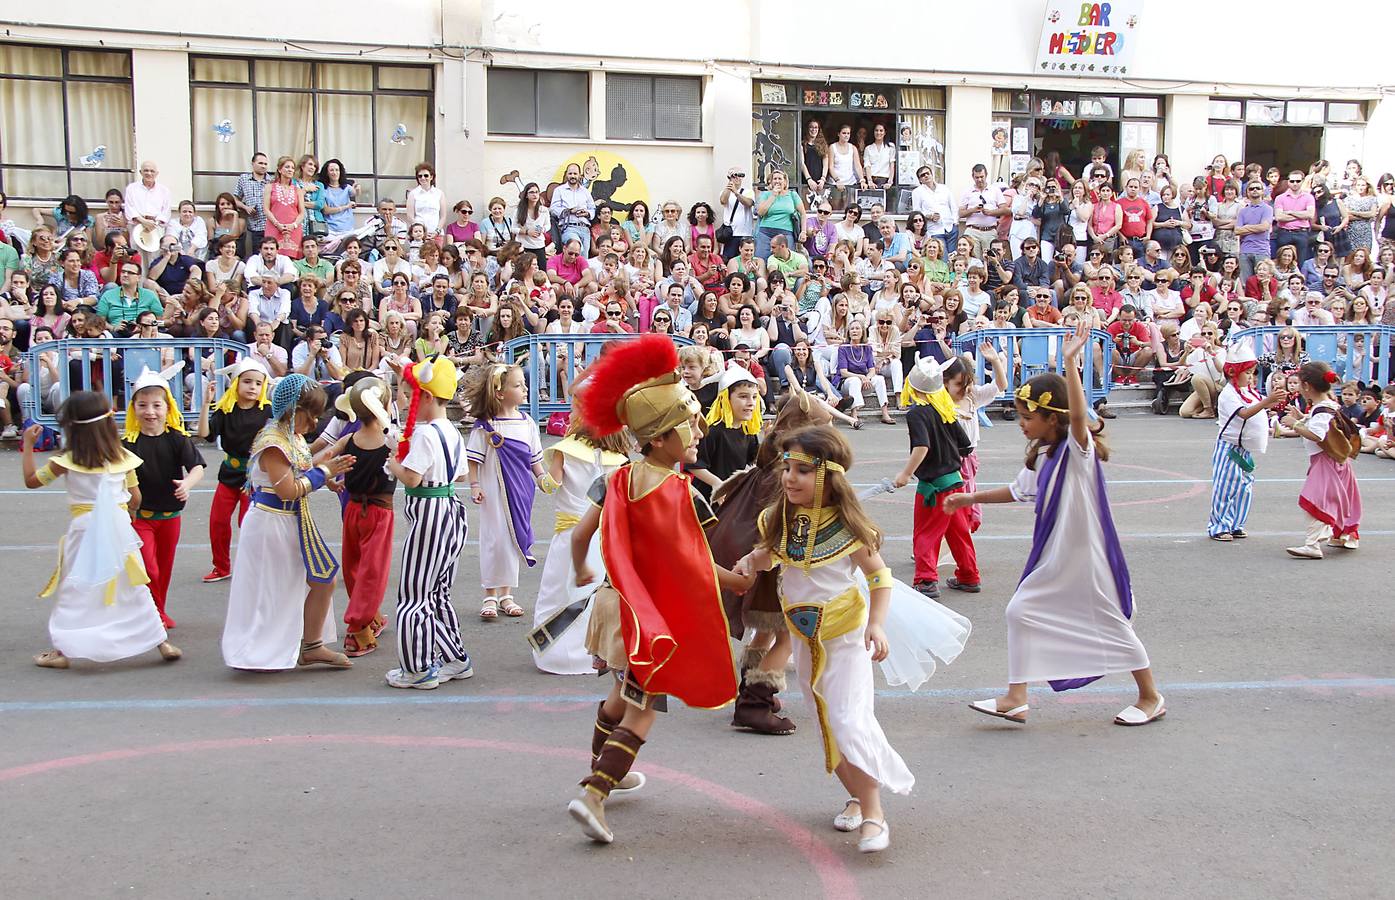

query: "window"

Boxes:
[189, 56, 433, 206]
[487, 69, 588, 138]
[0, 44, 134, 201]
[607, 75, 702, 142]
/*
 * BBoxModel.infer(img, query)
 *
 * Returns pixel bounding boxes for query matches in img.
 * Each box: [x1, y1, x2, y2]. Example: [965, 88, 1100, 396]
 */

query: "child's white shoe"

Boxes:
[833, 798, 862, 832]
[858, 818, 890, 853]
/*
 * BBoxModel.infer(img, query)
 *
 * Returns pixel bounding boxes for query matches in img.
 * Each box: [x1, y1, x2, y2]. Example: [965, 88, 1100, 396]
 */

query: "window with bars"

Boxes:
[487, 68, 589, 137]
[0, 43, 134, 201]
[189, 56, 433, 207]
[607, 74, 702, 142]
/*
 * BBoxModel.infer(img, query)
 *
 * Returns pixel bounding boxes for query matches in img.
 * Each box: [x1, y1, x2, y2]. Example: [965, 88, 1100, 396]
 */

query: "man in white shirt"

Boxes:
[549, 163, 596, 255]
[292, 324, 347, 381]
[1291, 291, 1335, 326]
[248, 274, 291, 346]
[718, 166, 756, 261]
[958, 164, 1008, 257]
[911, 165, 957, 252]
[244, 236, 298, 286]
[245, 320, 289, 376]
[124, 161, 172, 233]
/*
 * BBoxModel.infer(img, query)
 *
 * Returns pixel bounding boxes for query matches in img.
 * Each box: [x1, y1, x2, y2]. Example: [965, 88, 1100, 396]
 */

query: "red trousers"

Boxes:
[911, 487, 978, 585]
[133, 515, 181, 627]
[209, 482, 250, 574]
[342, 500, 395, 632]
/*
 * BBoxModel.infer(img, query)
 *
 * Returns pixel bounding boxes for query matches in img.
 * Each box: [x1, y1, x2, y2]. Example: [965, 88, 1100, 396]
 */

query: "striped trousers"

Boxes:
[395, 494, 470, 675]
[1208, 440, 1254, 537]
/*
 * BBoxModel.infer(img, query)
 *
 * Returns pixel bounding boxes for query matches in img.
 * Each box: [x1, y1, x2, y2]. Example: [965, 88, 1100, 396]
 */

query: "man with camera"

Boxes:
[291, 324, 347, 400]
[958, 164, 1008, 258]
[1050, 241, 1082, 299]
[96, 262, 163, 336]
[1106, 305, 1155, 385]
[718, 167, 755, 261]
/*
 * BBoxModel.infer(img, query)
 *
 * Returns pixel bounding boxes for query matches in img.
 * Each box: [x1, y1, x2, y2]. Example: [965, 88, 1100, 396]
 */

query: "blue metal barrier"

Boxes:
[951, 327, 1115, 416]
[1227, 325, 1394, 385]
[504, 332, 693, 421]
[21, 337, 249, 427]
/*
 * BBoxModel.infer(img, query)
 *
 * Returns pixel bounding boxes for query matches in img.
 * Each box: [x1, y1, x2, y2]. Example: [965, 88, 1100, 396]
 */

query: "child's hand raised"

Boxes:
[1061, 319, 1091, 362]
[21, 423, 44, 451]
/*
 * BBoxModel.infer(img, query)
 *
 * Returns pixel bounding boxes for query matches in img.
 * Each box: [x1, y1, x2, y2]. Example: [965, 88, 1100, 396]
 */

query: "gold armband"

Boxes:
[867, 567, 892, 590]
[35, 463, 59, 487]
[297, 477, 312, 498]
[537, 472, 559, 495]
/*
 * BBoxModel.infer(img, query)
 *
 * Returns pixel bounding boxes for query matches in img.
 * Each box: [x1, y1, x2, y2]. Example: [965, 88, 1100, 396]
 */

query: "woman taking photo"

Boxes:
[1179, 323, 1224, 419]
[753, 169, 804, 261]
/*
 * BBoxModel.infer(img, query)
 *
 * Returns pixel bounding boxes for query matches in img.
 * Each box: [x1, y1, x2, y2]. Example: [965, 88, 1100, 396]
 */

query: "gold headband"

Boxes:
[72, 410, 113, 425]
[489, 363, 509, 393]
[1014, 384, 1070, 415]
[782, 450, 844, 571]
[782, 450, 845, 473]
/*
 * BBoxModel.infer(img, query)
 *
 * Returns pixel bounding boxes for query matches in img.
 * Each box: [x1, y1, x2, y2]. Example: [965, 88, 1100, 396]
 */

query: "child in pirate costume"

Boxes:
[221, 374, 357, 670]
[383, 355, 475, 689]
[892, 357, 974, 599]
[1282, 362, 1364, 559]
[565, 334, 750, 845]
[328, 377, 396, 657]
[687, 366, 762, 500]
[195, 358, 271, 583]
[123, 363, 206, 629]
[24, 391, 181, 669]
[735, 425, 970, 854]
[1208, 343, 1288, 542]
[465, 362, 556, 620]
[528, 415, 630, 675]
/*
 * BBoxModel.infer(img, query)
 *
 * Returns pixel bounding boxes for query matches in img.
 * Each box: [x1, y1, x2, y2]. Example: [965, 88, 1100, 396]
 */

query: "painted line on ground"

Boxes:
[3, 677, 1390, 714]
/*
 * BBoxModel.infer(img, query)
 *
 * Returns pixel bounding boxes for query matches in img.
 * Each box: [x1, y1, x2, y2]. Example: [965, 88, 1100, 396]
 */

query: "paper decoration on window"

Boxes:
[390, 123, 414, 145]
[78, 146, 107, 168]
[212, 119, 236, 143]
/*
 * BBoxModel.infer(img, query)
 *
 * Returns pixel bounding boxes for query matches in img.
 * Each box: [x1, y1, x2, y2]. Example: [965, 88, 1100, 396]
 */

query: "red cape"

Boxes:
[600, 465, 737, 708]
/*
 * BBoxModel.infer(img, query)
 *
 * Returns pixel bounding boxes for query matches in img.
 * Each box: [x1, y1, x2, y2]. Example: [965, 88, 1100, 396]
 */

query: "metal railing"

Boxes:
[20, 337, 249, 427]
[951, 327, 1115, 418]
[503, 332, 694, 421]
[1226, 324, 1394, 384]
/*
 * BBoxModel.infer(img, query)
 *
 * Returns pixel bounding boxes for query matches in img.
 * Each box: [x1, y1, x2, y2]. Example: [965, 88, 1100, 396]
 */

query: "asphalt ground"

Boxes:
[1, 414, 1391, 900]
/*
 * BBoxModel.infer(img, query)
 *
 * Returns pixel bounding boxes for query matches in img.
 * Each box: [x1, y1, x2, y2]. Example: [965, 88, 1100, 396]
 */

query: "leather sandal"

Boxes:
[34, 649, 69, 669]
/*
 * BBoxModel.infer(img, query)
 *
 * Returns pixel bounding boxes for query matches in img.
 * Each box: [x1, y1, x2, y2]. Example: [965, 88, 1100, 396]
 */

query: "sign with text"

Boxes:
[1035, 1, 1143, 77]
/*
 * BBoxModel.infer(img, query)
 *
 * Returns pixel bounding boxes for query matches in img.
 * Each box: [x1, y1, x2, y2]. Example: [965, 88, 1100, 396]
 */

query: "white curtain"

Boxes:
[192, 87, 254, 176]
[259, 91, 314, 164]
[375, 95, 428, 177]
[317, 93, 373, 180]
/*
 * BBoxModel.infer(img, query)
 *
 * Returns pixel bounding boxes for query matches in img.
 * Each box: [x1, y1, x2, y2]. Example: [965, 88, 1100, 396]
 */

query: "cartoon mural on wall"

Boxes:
[495, 150, 650, 219]
[751, 108, 793, 190]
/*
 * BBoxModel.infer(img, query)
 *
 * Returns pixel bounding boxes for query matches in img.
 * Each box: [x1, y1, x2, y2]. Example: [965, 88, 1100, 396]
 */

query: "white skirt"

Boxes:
[221, 506, 337, 671]
[876, 577, 972, 693]
[1005, 567, 1148, 685]
[529, 526, 604, 675]
[48, 515, 167, 663]
[795, 627, 914, 795]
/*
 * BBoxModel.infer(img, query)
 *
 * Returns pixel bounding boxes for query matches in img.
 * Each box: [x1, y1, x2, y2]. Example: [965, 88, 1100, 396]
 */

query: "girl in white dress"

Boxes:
[22, 391, 180, 668]
[528, 420, 630, 674]
[466, 363, 554, 619]
[221, 375, 356, 671]
[945, 322, 1166, 727]
[738, 425, 970, 854]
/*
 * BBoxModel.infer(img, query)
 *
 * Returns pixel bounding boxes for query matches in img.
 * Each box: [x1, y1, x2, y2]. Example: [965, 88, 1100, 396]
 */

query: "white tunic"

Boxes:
[466, 414, 543, 589]
[530, 438, 625, 675]
[1005, 432, 1149, 685]
[45, 454, 168, 662]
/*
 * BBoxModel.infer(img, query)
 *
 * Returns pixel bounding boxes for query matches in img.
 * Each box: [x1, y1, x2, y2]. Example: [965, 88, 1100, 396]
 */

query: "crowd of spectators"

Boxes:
[3, 146, 1395, 434]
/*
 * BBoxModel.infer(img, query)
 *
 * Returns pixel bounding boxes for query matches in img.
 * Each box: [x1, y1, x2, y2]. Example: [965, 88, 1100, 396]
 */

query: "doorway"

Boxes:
[1034, 119, 1119, 178]
[1244, 126, 1322, 175]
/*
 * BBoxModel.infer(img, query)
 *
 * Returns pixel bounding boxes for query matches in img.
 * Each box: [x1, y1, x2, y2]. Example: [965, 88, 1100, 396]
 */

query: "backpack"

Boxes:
[22, 417, 59, 451]
[1310, 406, 1361, 463]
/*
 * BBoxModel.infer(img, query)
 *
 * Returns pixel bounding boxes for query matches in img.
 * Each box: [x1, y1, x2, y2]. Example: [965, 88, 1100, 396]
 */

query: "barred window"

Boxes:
[487, 68, 589, 137]
[607, 75, 702, 142]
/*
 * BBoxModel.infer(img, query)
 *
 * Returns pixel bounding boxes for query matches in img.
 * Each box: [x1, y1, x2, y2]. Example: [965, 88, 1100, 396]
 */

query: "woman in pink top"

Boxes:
[1088, 183, 1123, 254]
[444, 201, 479, 245]
[264, 156, 305, 259]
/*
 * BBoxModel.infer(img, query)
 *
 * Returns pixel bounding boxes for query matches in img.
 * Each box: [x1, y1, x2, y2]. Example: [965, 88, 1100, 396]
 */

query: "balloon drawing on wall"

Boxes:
[212, 120, 236, 143]
[78, 146, 107, 168]
[390, 124, 414, 145]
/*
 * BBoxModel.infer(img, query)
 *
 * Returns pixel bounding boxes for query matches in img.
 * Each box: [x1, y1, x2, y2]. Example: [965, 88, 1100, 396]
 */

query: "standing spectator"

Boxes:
[407, 163, 445, 241]
[234, 152, 271, 257]
[1273, 171, 1315, 265]
[753, 169, 804, 261]
[1311, 183, 1351, 260]
[123, 161, 173, 251]
[516, 185, 550, 267]
[264, 156, 305, 260]
[1235, 182, 1273, 283]
[1210, 180, 1241, 257]
[1343, 176, 1378, 254]
[718, 166, 755, 261]
[863, 123, 896, 189]
[959, 164, 1008, 257]
[800, 119, 829, 203]
[316, 159, 358, 240]
[826, 124, 867, 211]
[1117, 177, 1155, 257]
[550, 163, 595, 255]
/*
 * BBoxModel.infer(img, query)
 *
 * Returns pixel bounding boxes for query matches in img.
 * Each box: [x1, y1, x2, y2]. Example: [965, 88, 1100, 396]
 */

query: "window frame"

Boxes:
[187, 55, 434, 205]
[0, 43, 135, 201]
[606, 73, 704, 143]
[486, 67, 590, 138]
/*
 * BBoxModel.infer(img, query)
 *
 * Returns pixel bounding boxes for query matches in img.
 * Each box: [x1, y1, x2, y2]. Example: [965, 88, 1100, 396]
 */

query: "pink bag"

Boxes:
[545, 411, 570, 437]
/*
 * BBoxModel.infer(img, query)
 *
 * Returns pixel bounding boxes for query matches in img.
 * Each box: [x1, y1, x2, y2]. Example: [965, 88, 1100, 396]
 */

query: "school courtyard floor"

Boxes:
[1, 414, 1390, 900]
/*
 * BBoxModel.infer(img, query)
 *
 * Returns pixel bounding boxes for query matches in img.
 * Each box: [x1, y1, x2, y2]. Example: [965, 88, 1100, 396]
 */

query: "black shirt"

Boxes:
[905, 404, 972, 483]
[205, 403, 272, 488]
[124, 430, 205, 512]
[690, 423, 758, 499]
[342, 430, 396, 496]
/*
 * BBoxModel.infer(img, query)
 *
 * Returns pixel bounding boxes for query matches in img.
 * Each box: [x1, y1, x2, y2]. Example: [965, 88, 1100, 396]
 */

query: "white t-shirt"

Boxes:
[1216, 383, 1269, 454]
[956, 382, 1001, 448]
[721, 188, 755, 238]
[401, 419, 465, 483]
[863, 143, 895, 180]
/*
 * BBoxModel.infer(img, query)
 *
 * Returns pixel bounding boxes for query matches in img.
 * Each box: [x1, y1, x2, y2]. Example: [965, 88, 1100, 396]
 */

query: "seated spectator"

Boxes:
[765, 234, 810, 282]
[96, 261, 162, 335]
[149, 235, 203, 301]
[294, 236, 334, 296]
[371, 238, 413, 299]
[244, 236, 297, 287]
[1106, 305, 1155, 384]
[656, 259, 702, 311]
[1291, 290, 1335, 327]
[414, 311, 450, 362]
[246, 319, 289, 377]
[546, 239, 594, 300]
[16, 325, 61, 419]
[379, 310, 414, 360]
[1089, 268, 1124, 324]
[590, 298, 634, 334]
[164, 279, 209, 336]
[1011, 238, 1051, 291]
[205, 234, 247, 302]
[688, 235, 727, 294]
[421, 273, 459, 321]
[649, 281, 693, 334]
[30, 282, 69, 339]
[1024, 287, 1062, 327]
[94, 229, 141, 286]
[337, 308, 381, 373]
[247, 273, 291, 347]
[292, 324, 348, 395]
[1179, 324, 1225, 419]
[56, 248, 100, 310]
[289, 276, 329, 342]
[377, 273, 422, 338]
[164, 199, 208, 258]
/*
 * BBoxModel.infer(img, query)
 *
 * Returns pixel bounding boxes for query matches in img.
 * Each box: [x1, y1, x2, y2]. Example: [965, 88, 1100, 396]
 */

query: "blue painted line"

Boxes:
[2, 677, 1390, 714]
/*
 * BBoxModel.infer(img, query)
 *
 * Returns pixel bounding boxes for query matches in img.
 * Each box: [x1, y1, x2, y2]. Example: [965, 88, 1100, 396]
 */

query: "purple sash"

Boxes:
[475, 419, 537, 567]
[1018, 438, 1134, 692]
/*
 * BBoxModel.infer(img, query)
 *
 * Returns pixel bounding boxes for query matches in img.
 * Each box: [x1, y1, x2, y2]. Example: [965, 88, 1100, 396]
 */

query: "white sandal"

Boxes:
[858, 818, 890, 853]
[969, 698, 1029, 724]
[833, 798, 863, 832]
[1114, 695, 1166, 726]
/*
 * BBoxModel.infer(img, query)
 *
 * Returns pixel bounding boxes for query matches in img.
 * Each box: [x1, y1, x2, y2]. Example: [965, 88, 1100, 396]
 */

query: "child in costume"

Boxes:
[196, 358, 271, 583]
[944, 342, 1008, 540]
[122, 363, 206, 629]
[328, 377, 396, 657]
[944, 322, 1165, 727]
[1207, 344, 1288, 542]
[466, 362, 555, 620]
[529, 415, 630, 675]
[688, 366, 762, 500]
[383, 355, 475, 689]
[565, 334, 750, 845]
[736, 425, 971, 854]
[23, 391, 181, 669]
[892, 357, 973, 599]
[221, 375, 357, 671]
[1282, 362, 1364, 559]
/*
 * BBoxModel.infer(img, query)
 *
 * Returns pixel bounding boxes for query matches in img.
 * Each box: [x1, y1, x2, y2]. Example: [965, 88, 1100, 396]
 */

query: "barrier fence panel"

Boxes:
[21, 338, 249, 428]
[1227, 325, 1394, 386]
[951, 328, 1114, 417]
[504, 333, 693, 422]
